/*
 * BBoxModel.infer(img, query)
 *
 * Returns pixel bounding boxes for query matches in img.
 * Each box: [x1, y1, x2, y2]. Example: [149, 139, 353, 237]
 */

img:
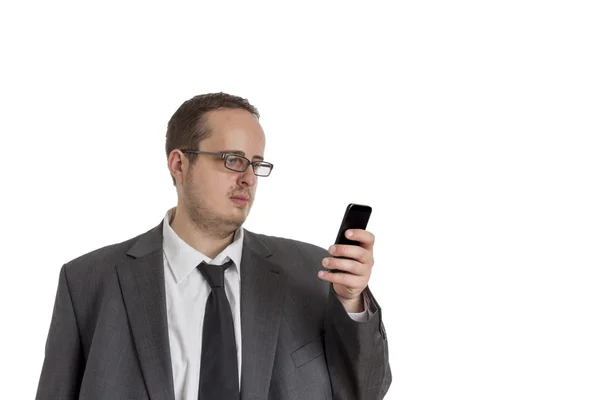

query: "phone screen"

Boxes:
[334, 204, 372, 247]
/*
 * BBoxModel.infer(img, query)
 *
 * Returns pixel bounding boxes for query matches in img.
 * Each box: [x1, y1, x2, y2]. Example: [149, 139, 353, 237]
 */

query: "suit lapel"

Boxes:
[114, 222, 285, 400]
[116, 222, 176, 400]
[240, 231, 285, 400]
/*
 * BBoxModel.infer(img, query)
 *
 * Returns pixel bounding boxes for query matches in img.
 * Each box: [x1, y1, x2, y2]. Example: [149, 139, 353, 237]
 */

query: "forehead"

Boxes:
[203, 108, 265, 148]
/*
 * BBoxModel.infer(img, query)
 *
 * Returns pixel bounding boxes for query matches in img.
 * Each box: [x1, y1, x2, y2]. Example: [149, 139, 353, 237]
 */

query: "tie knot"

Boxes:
[197, 259, 233, 288]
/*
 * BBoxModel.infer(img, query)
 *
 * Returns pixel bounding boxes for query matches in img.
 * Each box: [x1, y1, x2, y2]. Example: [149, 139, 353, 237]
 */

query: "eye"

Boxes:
[224, 155, 248, 170]
[226, 155, 242, 164]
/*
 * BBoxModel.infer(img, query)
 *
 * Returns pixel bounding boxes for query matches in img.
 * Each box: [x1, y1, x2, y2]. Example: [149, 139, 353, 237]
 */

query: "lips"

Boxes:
[230, 196, 249, 207]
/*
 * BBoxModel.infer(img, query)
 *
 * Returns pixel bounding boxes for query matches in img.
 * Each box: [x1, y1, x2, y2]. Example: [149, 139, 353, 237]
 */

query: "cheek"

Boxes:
[219, 177, 239, 198]
[189, 173, 223, 198]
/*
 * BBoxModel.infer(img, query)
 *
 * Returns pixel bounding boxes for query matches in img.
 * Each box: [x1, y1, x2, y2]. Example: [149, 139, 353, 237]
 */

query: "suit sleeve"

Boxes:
[35, 265, 84, 400]
[324, 285, 392, 400]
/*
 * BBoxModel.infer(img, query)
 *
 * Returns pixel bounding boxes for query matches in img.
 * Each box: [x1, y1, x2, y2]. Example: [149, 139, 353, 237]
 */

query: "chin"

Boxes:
[234, 208, 250, 222]
[226, 208, 248, 224]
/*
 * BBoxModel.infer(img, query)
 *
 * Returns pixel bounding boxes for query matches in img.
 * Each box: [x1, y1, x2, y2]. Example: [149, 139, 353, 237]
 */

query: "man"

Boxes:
[36, 92, 392, 399]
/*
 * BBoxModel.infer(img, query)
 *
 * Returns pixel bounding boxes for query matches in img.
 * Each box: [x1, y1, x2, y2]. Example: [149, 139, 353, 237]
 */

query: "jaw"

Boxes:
[220, 199, 251, 223]
[230, 203, 251, 220]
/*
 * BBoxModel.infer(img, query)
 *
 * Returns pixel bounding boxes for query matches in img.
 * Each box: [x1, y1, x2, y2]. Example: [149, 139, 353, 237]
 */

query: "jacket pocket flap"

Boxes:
[291, 337, 324, 368]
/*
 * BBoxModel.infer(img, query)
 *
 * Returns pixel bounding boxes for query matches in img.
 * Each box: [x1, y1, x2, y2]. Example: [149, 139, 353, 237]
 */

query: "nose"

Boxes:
[239, 165, 257, 187]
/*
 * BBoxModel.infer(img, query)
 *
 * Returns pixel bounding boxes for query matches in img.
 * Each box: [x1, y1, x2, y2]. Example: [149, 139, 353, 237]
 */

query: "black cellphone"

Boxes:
[328, 203, 372, 273]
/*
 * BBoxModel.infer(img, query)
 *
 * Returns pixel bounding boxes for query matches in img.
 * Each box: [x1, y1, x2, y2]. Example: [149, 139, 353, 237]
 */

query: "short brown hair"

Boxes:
[165, 92, 260, 185]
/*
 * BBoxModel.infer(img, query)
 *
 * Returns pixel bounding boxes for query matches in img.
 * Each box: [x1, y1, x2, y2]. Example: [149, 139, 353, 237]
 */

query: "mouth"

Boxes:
[230, 195, 250, 206]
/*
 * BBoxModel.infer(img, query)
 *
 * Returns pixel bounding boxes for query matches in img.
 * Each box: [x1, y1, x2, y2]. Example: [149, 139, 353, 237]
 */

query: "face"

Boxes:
[176, 108, 266, 238]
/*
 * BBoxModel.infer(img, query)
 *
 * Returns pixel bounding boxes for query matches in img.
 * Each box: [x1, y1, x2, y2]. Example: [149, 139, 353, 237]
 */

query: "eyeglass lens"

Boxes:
[225, 155, 271, 176]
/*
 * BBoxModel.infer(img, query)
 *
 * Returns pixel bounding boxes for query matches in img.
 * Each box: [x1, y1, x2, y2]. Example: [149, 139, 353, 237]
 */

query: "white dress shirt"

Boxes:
[161, 208, 369, 400]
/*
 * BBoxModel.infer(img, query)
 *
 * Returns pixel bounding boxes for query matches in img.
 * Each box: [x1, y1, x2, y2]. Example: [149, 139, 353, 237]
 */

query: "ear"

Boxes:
[168, 150, 187, 186]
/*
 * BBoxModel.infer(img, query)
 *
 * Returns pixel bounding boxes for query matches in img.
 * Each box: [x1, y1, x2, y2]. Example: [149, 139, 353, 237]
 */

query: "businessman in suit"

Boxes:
[36, 92, 392, 399]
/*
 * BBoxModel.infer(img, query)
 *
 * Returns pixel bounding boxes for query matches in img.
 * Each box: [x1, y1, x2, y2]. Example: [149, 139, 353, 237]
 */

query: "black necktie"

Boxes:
[197, 259, 239, 400]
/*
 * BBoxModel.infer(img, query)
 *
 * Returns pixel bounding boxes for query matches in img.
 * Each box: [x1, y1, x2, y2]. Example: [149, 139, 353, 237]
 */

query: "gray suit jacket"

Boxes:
[36, 220, 392, 400]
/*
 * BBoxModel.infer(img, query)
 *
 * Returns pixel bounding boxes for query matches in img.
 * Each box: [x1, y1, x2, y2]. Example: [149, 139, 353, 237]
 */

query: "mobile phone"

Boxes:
[327, 203, 372, 272]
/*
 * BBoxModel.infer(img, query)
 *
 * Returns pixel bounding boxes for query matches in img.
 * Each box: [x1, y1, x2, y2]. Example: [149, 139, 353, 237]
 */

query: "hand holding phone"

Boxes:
[327, 203, 372, 273]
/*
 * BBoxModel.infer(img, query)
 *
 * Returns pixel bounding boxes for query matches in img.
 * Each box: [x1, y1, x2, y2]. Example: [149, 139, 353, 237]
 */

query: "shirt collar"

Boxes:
[162, 207, 244, 284]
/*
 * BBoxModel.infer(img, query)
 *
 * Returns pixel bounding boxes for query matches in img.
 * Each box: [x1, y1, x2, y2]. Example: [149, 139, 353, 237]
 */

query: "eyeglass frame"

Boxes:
[179, 149, 274, 177]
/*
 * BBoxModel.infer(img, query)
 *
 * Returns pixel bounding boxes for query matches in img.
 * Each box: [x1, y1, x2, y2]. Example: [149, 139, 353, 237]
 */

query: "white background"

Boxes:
[1, 1, 599, 399]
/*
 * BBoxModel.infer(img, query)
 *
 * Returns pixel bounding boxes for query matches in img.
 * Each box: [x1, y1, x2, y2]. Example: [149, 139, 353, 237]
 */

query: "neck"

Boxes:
[168, 206, 236, 259]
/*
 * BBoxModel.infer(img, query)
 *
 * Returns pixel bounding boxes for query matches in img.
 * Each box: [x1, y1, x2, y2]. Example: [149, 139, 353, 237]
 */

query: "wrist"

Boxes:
[337, 293, 365, 313]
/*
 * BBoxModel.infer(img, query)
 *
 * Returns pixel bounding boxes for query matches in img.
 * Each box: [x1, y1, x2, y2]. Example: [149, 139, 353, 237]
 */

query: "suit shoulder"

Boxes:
[62, 229, 148, 277]
[250, 231, 328, 258]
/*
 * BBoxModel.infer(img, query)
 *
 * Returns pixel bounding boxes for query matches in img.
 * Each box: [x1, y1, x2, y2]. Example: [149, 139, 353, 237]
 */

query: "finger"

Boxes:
[328, 244, 370, 264]
[318, 269, 365, 288]
[345, 229, 375, 250]
[322, 257, 363, 275]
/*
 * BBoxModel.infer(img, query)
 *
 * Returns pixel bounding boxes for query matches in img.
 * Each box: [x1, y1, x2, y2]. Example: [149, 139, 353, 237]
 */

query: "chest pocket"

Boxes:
[291, 336, 325, 368]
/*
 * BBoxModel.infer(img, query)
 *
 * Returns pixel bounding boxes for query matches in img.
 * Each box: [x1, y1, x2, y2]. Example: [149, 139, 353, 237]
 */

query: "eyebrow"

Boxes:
[220, 150, 264, 161]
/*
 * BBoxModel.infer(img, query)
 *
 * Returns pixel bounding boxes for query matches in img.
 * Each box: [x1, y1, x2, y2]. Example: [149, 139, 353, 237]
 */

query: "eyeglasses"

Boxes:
[180, 150, 274, 177]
